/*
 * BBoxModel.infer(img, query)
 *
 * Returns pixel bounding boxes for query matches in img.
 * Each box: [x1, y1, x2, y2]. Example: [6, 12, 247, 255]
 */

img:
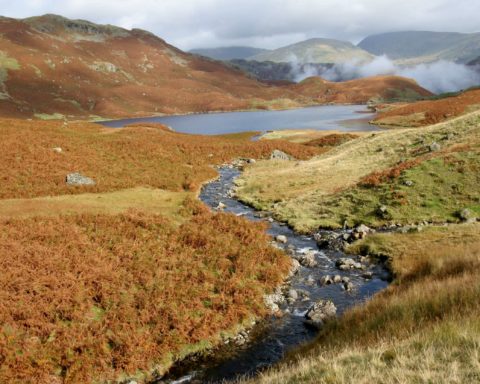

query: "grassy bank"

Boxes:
[245, 223, 480, 384]
[236, 111, 480, 232]
[0, 118, 323, 383]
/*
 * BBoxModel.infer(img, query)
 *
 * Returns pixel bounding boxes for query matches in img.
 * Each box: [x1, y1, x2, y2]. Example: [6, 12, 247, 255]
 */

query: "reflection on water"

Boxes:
[99, 105, 377, 135]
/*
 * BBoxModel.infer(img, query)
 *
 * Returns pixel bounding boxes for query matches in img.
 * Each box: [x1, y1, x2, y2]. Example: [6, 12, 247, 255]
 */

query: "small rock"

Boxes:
[404, 180, 414, 187]
[299, 251, 317, 268]
[275, 235, 288, 244]
[341, 276, 350, 284]
[333, 275, 342, 284]
[66, 173, 95, 186]
[216, 202, 226, 210]
[52, 147, 62, 153]
[320, 275, 334, 286]
[247, 158, 256, 164]
[343, 281, 355, 291]
[268, 217, 274, 223]
[459, 208, 475, 222]
[429, 142, 441, 152]
[335, 258, 356, 270]
[270, 149, 291, 161]
[289, 259, 301, 277]
[304, 300, 337, 329]
[287, 289, 298, 301]
[362, 271, 374, 280]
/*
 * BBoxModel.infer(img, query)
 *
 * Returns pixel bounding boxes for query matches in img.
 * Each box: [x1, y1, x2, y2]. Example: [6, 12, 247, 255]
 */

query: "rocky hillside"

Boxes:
[249, 38, 373, 64]
[289, 75, 432, 104]
[189, 46, 269, 60]
[0, 14, 307, 119]
[358, 31, 480, 65]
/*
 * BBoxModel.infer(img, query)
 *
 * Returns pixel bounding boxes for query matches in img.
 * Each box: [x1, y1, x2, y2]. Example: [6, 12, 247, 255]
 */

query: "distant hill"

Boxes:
[229, 59, 333, 82]
[358, 31, 480, 64]
[249, 38, 373, 64]
[0, 14, 308, 119]
[189, 46, 269, 61]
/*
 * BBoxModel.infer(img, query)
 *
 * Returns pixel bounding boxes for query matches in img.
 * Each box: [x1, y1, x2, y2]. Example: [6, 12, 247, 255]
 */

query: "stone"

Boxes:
[459, 208, 475, 222]
[341, 276, 350, 284]
[304, 300, 337, 329]
[343, 281, 355, 291]
[66, 173, 95, 186]
[404, 180, 414, 187]
[333, 275, 342, 284]
[247, 158, 256, 164]
[335, 258, 356, 270]
[270, 149, 291, 161]
[275, 235, 288, 244]
[287, 289, 298, 301]
[429, 142, 441, 152]
[362, 271, 374, 280]
[319, 275, 334, 286]
[299, 251, 318, 268]
[289, 259, 301, 277]
[52, 147, 62, 153]
[264, 289, 284, 313]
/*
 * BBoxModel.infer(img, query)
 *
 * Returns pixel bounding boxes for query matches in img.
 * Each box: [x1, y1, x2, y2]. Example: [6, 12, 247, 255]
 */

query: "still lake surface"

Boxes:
[100, 105, 377, 134]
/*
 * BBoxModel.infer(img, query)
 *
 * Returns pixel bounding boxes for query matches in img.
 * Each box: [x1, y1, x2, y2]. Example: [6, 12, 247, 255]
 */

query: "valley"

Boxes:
[0, 7, 479, 384]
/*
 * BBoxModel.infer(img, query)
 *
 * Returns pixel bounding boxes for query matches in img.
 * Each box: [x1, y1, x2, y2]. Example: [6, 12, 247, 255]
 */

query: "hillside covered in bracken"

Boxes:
[0, 14, 431, 120]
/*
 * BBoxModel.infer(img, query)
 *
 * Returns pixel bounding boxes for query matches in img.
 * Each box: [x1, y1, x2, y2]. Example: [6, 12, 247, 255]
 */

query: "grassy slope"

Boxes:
[236, 111, 480, 232]
[0, 118, 325, 383]
[245, 223, 480, 384]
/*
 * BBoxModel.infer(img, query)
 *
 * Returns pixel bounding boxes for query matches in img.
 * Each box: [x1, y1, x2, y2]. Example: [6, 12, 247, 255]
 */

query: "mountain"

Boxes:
[290, 75, 432, 104]
[358, 31, 480, 64]
[229, 59, 334, 82]
[189, 46, 269, 60]
[0, 14, 307, 119]
[249, 38, 374, 64]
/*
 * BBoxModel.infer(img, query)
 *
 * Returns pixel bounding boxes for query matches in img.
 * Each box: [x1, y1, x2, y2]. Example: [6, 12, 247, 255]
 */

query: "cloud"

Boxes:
[293, 56, 480, 93]
[0, 0, 479, 50]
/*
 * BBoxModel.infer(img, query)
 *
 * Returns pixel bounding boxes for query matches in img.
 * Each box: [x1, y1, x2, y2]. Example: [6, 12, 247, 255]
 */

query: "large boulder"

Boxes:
[299, 250, 318, 268]
[66, 173, 96, 186]
[304, 300, 337, 329]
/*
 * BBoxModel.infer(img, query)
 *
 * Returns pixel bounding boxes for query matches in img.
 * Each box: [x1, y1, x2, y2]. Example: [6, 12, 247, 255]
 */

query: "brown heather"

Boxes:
[0, 118, 320, 199]
[0, 118, 319, 382]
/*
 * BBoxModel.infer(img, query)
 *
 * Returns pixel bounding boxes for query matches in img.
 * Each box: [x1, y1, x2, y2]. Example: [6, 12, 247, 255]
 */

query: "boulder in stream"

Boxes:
[304, 300, 337, 329]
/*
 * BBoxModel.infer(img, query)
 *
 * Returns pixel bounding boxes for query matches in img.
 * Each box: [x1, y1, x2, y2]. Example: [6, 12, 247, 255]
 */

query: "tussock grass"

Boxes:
[237, 111, 480, 232]
[244, 223, 480, 384]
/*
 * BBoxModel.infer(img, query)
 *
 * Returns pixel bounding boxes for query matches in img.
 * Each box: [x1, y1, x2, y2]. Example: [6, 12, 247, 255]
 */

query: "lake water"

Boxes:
[99, 105, 377, 135]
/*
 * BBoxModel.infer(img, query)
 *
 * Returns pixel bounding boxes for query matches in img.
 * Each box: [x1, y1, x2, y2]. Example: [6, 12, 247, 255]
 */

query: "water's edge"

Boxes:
[156, 165, 389, 384]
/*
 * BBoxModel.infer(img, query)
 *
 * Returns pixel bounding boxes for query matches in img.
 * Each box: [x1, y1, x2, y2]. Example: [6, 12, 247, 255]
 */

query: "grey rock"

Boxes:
[429, 142, 441, 152]
[216, 202, 226, 210]
[275, 235, 288, 244]
[362, 271, 374, 279]
[299, 251, 318, 268]
[52, 147, 62, 153]
[404, 180, 414, 187]
[66, 173, 95, 186]
[287, 289, 298, 301]
[270, 149, 291, 161]
[459, 208, 475, 222]
[333, 275, 342, 284]
[304, 300, 337, 329]
[320, 275, 334, 286]
[343, 281, 355, 291]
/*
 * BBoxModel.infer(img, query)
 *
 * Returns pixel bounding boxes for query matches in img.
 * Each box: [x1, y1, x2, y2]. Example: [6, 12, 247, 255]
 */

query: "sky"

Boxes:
[0, 0, 479, 50]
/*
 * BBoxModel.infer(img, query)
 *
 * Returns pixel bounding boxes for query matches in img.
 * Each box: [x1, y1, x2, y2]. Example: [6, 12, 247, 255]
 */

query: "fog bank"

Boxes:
[294, 56, 480, 94]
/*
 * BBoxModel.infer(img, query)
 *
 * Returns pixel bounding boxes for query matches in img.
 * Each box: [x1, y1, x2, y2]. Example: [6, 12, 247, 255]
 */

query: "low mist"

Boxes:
[293, 55, 480, 94]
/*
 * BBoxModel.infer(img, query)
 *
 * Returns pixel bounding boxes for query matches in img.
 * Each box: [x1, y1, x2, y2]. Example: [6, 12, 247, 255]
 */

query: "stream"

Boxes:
[157, 167, 389, 384]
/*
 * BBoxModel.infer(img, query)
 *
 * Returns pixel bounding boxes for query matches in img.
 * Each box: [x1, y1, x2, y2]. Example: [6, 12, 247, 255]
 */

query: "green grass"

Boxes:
[236, 110, 480, 232]
[307, 151, 480, 228]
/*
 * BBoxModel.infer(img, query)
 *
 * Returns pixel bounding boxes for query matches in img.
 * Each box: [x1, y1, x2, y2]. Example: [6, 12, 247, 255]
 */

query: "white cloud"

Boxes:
[0, 0, 479, 50]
